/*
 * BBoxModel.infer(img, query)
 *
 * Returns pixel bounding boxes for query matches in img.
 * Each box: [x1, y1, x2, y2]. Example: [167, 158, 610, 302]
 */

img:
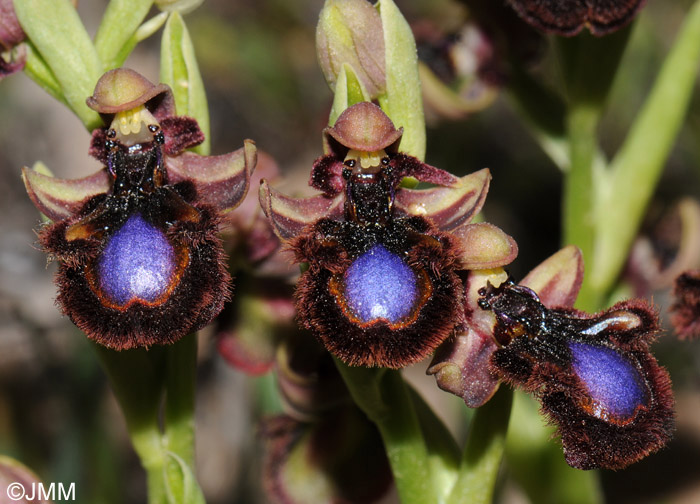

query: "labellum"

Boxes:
[479, 279, 674, 470]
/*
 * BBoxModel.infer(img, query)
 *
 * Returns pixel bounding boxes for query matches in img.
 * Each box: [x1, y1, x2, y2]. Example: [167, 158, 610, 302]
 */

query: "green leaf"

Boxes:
[13, 0, 102, 130]
[22, 41, 66, 105]
[94, 0, 155, 69]
[591, 0, 700, 298]
[328, 63, 371, 126]
[160, 12, 210, 155]
[163, 452, 206, 504]
[447, 387, 512, 504]
[375, 0, 425, 161]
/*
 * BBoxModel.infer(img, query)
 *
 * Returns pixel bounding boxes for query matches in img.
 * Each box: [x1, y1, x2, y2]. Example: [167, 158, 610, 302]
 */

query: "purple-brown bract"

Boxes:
[479, 279, 674, 470]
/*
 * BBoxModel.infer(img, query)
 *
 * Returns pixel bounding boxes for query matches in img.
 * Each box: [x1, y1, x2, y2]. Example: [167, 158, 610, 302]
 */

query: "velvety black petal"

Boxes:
[481, 280, 674, 470]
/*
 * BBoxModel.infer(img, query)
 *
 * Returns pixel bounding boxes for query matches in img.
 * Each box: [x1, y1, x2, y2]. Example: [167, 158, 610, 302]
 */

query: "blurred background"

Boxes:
[1, 0, 700, 502]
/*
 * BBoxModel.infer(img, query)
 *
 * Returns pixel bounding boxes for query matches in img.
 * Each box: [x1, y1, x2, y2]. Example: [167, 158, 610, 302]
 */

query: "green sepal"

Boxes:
[375, 0, 425, 161]
[160, 12, 210, 155]
[94, 0, 155, 69]
[13, 0, 102, 130]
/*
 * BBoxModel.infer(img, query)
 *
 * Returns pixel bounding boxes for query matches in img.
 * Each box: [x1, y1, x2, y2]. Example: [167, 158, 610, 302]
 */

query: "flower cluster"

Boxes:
[23, 68, 255, 349]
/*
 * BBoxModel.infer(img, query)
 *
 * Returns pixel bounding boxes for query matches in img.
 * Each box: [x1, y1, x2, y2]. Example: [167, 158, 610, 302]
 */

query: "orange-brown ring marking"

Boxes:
[576, 395, 650, 427]
[327, 265, 433, 330]
[84, 240, 191, 311]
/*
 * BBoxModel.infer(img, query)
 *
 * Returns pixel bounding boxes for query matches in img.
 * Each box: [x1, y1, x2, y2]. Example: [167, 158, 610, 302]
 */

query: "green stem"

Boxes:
[563, 104, 601, 310]
[557, 26, 633, 311]
[93, 344, 167, 504]
[590, 0, 700, 300]
[447, 386, 512, 504]
[334, 361, 436, 504]
[163, 333, 198, 467]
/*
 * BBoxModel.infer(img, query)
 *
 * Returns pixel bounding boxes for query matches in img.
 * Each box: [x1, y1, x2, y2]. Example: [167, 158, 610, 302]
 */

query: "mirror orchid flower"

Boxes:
[22, 68, 255, 349]
[430, 246, 674, 470]
[260, 102, 517, 368]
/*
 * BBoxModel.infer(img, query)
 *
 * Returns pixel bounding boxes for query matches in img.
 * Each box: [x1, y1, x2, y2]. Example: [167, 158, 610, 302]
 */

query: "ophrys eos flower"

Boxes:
[260, 102, 517, 368]
[23, 69, 255, 349]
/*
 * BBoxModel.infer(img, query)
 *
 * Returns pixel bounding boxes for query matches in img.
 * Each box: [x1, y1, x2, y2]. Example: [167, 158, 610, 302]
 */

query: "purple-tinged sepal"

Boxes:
[480, 279, 674, 470]
[165, 139, 256, 213]
[259, 181, 345, 241]
[22, 163, 110, 222]
[394, 168, 490, 230]
[428, 269, 508, 407]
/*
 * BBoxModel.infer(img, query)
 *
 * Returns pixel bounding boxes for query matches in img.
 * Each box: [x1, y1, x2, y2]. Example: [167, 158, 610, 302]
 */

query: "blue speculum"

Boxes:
[569, 341, 647, 421]
[98, 214, 176, 305]
[343, 244, 418, 323]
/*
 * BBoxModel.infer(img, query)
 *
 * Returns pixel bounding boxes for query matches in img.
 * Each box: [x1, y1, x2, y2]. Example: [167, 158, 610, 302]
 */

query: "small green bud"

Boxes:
[316, 0, 386, 99]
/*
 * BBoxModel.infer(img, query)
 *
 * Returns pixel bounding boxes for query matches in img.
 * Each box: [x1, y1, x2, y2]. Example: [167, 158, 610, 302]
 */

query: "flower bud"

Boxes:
[316, 0, 386, 98]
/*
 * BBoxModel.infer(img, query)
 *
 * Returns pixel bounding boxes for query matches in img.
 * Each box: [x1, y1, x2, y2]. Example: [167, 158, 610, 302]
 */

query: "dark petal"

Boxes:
[588, 0, 647, 36]
[507, 0, 588, 36]
[22, 165, 111, 221]
[309, 154, 345, 196]
[89, 128, 110, 164]
[293, 218, 464, 368]
[670, 270, 700, 340]
[390, 152, 460, 187]
[395, 168, 491, 230]
[487, 283, 674, 470]
[165, 139, 256, 213]
[41, 198, 230, 349]
[259, 180, 344, 241]
[160, 116, 205, 155]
